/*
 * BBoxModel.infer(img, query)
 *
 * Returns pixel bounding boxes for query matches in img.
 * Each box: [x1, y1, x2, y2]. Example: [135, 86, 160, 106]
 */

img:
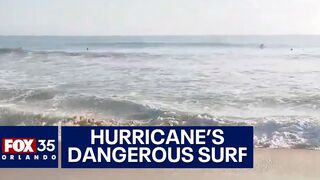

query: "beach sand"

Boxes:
[1, 149, 319, 180]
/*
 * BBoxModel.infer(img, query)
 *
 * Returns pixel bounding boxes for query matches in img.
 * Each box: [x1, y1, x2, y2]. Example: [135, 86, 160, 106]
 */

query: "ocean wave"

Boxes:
[287, 53, 320, 60]
[52, 95, 179, 121]
[0, 106, 61, 126]
[0, 47, 25, 54]
[3, 47, 320, 61]
[0, 88, 58, 102]
[1, 89, 320, 149]
[252, 116, 320, 149]
[1, 100, 320, 149]
[67, 42, 261, 48]
[0, 48, 166, 59]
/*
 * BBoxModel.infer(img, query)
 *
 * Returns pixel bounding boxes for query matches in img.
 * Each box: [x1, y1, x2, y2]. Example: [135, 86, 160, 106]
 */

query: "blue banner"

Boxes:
[0, 126, 58, 168]
[62, 126, 253, 168]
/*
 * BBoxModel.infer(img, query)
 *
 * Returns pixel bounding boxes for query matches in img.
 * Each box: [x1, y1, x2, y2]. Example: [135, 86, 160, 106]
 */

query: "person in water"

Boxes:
[259, 44, 265, 49]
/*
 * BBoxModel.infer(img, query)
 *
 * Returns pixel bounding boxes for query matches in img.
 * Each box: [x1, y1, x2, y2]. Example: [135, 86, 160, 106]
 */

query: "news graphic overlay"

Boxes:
[62, 126, 253, 168]
[0, 126, 58, 168]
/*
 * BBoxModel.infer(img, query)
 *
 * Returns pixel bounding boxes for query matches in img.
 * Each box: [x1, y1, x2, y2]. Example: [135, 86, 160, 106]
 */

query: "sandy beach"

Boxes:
[0, 148, 319, 180]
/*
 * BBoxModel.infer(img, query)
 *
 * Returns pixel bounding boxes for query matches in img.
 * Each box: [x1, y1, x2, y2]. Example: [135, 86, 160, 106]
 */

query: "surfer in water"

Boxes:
[259, 44, 265, 49]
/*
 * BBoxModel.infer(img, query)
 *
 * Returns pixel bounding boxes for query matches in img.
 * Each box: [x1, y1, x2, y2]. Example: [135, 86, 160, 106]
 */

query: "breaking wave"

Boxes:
[67, 42, 262, 48]
[3, 47, 320, 62]
[0, 48, 167, 59]
[1, 89, 320, 149]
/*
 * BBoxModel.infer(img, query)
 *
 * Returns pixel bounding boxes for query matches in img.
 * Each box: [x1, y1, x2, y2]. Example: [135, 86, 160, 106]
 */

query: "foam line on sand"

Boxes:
[1, 149, 319, 180]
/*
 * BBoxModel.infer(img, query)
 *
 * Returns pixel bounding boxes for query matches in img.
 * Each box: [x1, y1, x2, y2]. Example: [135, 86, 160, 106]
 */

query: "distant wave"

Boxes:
[67, 42, 262, 48]
[287, 53, 320, 60]
[0, 42, 262, 55]
[0, 48, 166, 59]
[3, 47, 320, 61]
[38, 51, 162, 59]
[0, 48, 25, 54]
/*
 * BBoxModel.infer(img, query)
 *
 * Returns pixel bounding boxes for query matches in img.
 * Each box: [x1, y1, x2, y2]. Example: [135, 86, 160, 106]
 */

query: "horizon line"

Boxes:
[1, 34, 320, 37]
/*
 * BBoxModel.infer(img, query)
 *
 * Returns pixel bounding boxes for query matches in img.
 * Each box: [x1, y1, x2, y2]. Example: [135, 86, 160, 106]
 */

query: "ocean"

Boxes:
[0, 35, 320, 149]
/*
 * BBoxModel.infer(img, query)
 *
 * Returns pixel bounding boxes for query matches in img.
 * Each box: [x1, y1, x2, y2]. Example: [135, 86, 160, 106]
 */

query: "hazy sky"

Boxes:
[0, 0, 320, 35]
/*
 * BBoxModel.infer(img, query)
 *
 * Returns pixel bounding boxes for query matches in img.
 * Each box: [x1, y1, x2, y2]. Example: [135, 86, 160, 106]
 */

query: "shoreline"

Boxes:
[0, 148, 319, 180]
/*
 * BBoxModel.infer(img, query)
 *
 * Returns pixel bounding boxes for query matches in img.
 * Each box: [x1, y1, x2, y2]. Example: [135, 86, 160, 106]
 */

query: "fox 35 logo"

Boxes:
[0, 127, 58, 168]
[2, 138, 55, 154]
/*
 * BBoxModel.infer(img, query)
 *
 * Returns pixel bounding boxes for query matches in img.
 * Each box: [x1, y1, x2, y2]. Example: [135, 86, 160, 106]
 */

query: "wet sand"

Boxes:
[1, 149, 319, 180]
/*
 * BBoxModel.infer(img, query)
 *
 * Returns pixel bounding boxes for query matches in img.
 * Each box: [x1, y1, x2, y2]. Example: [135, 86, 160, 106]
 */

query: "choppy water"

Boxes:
[1, 36, 320, 149]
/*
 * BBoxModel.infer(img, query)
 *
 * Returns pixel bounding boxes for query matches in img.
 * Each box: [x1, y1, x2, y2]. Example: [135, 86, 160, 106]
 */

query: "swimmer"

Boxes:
[259, 44, 265, 49]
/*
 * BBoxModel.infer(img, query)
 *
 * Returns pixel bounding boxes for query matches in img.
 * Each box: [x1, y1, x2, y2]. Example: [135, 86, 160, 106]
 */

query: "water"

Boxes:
[1, 35, 320, 149]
